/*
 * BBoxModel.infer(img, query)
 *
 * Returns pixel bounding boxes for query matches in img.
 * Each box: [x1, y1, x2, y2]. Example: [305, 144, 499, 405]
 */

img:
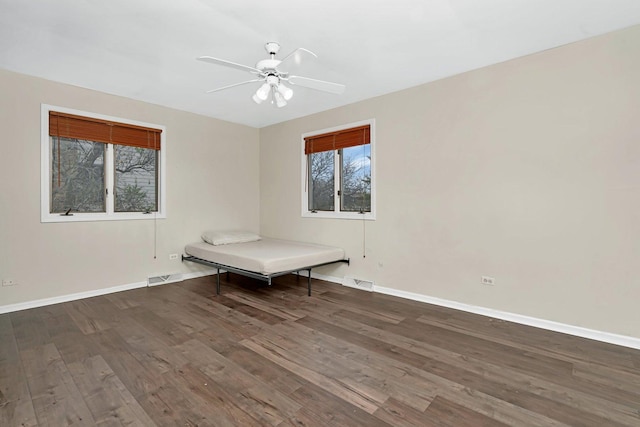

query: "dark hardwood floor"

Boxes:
[1, 274, 640, 426]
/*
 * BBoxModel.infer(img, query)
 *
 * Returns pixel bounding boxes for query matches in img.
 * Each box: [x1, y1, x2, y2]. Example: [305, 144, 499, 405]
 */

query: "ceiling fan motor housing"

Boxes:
[255, 59, 281, 71]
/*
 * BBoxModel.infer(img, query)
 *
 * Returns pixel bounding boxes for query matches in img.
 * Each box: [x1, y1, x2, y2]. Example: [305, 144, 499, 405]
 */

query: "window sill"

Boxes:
[41, 212, 166, 223]
[302, 211, 375, 221]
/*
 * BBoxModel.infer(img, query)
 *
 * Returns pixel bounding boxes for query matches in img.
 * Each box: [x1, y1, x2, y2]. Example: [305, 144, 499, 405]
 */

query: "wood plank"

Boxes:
[38, 305, 82, 338]
[417, 311, 640, 368]
[373, 397, 434, 427]
[137, 383, 241, 427]
[424, 395, 510, 427]
[175, 339, 302, 425]
[98, 349, 169, 400]
[104, 290, 143, 310]
[10, 310, 52, 351]
[66, 355, 156, 426]
[221, 343, 307, 395]
[0, 314, 38, 427]
[124, 306, 192, 347]
[572, 362, 640, 398]
[261, 320, 435, 411]
[416, 313, 640, 396]
[224, 292, 303, 321]
[160, 363, 265, 426]
[287, 381, 392, 427]
[214, 295, 287, 325]
[398, 318, 576, 380]
[241, 337, 381, 414]
[64, 299, 114, 335]
[312, 292, 406, 324]
[185, 296, 271, 337]
[20, 343, 96, 426]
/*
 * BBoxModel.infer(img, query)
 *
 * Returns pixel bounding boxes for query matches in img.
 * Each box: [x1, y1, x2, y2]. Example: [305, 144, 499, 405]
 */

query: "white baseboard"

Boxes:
[306, 273, 640, 349]
[147, 268, 218, 287]
[308, 271, 343, 284]
[0, 268, 219, 314]
[0, 281, 148, 314]
[181, 268, 219, 281]
[373, 285, 640, 351]
[298, 272, 640, 350]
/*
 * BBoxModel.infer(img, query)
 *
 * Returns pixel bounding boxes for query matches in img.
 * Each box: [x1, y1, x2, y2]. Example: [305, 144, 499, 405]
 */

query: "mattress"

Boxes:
[184, 238, 345, 275]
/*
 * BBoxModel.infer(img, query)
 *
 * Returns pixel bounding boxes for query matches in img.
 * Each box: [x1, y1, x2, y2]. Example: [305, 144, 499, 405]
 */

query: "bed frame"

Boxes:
[181, 255, 350, 296]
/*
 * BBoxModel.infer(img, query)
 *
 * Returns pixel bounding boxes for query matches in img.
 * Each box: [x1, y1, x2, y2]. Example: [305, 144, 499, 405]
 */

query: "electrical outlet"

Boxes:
[2, 279, 17, 287]
[481, 276, 495, 286]
[169, 253, 179, 260]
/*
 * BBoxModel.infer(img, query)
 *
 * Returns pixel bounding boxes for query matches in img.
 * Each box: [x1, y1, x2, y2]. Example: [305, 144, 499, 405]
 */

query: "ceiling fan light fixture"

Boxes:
[274, 91, 287, 108]
[277, 82, 293, 101]
[255, 82, 271, 101]
[252, 93, 264, 104]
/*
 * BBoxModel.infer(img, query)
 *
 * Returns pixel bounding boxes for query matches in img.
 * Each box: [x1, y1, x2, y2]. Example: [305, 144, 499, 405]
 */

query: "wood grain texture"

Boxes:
[1, 273, 640, 426]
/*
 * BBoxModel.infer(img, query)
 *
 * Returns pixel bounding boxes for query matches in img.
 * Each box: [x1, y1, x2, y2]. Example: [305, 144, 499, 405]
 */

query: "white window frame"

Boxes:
[301, 119, 376, 220]
[41, 104, 167, 223]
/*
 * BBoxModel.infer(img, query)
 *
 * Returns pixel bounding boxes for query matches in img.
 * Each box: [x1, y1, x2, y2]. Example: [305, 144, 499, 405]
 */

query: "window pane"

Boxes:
[340, 144, 371, 212]
[114, 145, 158, 212]
[308, 150, 335, 211]
[50, 137, 105, 213]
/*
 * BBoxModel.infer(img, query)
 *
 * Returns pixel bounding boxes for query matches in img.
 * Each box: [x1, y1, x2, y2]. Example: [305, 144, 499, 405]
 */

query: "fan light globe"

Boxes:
[252, 93, 264, 104]
[274, 91, 287, 108]
[278, 83, 293, 101]
[255, 83, 271, 101]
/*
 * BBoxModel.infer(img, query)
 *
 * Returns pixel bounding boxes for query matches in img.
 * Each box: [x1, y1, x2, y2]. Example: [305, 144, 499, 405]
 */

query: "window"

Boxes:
[301, 120, 375, 220]
[41, 105, 166, 222]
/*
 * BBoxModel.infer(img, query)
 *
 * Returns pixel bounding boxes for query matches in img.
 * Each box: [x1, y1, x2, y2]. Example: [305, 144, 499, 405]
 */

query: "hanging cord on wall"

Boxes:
[56, 119, 61, 187]
[362, 213, 366, 258]
[360, 136, 367, 258]
[153, 211, 157, 260]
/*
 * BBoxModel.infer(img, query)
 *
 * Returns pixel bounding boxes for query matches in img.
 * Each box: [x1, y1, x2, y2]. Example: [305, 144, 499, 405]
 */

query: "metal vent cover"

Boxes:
[342, 276, 374, 292]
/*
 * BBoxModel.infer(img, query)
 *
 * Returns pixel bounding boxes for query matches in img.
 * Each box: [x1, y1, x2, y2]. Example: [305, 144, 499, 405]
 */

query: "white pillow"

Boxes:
[201, 230, 261, 246]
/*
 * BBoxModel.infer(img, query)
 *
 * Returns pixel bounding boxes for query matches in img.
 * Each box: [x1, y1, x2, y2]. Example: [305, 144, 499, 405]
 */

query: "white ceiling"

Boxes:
[1, 1, 640, 128]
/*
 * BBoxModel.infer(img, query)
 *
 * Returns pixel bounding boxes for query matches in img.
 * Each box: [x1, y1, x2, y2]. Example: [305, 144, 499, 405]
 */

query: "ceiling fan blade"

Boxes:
[288, 76, 346, 94]
[197, 56, 261, 74]
[279, 48, 317, 67]
[205, 79, 262, 93]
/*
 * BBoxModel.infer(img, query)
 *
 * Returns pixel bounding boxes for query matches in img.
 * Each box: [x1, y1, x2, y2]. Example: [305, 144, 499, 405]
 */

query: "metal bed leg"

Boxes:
[307, 269, 312, 296]
[216, 268, 221, 295]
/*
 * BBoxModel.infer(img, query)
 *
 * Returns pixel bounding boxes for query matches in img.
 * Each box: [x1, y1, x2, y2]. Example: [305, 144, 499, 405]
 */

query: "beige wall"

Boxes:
[0, 69, 260, 306]
[260, 25, 640, 338]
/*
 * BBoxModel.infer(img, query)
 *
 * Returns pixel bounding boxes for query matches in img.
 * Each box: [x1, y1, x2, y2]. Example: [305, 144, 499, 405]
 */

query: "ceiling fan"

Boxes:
[197, 42, 346, 108]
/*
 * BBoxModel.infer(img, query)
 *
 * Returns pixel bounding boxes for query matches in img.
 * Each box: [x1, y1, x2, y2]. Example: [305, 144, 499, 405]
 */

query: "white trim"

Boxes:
[306, 270, 344, 284]
[178, 268, 219, 281]
[373, 285, 640, 351]
[0, 268, 219, 314]
[40, 104, 167, 223]
[301, 119, 376, 220]
[0, 281, 147, 314]
[294, 270, 640, 350]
